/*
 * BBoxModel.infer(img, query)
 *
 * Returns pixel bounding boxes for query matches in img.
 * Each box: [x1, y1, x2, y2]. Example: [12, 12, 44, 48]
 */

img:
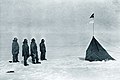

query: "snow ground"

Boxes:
[0, 33, 120, 80]
[0, 54, 120, 80]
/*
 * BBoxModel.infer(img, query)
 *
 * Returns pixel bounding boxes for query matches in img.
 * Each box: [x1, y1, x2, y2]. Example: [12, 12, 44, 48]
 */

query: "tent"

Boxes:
[85, 36, 115, 61]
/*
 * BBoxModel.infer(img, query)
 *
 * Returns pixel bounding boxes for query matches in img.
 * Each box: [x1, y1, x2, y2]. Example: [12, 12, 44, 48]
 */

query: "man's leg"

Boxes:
[13, 54, 16, 62]
[43, 52, 47, 60]
[40, 52, 44, 60]
[16, 54, 19, 62]
[31, 54, 35, 64]
[36, 53, 40, 63]
[24, 56, 29, 66]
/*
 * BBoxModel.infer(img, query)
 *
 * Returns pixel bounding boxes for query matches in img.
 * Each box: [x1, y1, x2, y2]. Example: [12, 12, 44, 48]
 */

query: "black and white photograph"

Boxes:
[0, 0, 120, 80]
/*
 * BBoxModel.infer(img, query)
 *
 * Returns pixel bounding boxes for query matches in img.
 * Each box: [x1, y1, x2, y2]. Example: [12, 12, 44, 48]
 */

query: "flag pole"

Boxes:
[93, 18, 94, 36]
[90, 13, 94, 36]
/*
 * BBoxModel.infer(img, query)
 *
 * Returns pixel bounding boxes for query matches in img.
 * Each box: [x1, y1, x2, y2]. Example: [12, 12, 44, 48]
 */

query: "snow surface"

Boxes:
[0, 32, 120, 80]
[0, 54, 120, 80]
[0, 37, 120, 80]
[0, 34, 120, 80]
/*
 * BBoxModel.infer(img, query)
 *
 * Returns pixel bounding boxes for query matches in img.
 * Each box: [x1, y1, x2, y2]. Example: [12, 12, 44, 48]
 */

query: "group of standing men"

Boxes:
[12, 37, 47, 66]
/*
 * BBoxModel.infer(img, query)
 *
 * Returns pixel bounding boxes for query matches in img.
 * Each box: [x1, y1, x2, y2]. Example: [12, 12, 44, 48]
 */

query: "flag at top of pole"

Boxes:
[90, 13, 94, 18]
[89, 13, 94, 24]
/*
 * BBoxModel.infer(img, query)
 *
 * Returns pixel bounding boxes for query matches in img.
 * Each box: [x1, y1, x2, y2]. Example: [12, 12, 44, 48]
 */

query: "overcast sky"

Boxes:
[0, 0, 120, 34]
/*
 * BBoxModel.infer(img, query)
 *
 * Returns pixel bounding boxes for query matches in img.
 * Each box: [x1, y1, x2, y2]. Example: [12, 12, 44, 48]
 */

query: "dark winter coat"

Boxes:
[22, 43, 29, 57]
[30, 42, 38, 55]
[40, 42, 46, 53]
[12, 40, 19, 55]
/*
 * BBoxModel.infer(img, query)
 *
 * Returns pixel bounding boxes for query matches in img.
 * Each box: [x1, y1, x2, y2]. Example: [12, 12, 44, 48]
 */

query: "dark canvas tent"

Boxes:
[85, 36, 115, 61]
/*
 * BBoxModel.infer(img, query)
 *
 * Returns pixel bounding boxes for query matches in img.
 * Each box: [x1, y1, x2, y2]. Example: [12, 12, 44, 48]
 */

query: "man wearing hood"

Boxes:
[22, 39, 29, 66]
[39, 39, 47, 60]
[30, 38, 40, 64]
[12, 37, 19, 62]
